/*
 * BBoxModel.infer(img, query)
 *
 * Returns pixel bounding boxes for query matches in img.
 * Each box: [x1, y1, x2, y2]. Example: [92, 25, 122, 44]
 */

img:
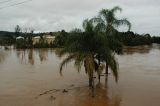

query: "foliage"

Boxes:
[0, 31, 15, 45]
[53, 30, 69, 47]
[59, 18, 119, 83]
[15, 25, 21, 37]
[152, 36, 160, 44]
[118, 32, 152, 46]
[16, 38, 26, 48]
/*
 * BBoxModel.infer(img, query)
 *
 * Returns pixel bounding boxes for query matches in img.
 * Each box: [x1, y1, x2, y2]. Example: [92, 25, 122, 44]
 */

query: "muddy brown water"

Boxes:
[0, 44, 160, 106]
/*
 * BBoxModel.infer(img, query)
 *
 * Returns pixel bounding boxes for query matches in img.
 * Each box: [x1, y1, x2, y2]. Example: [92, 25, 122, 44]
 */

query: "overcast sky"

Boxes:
[0, 0, 160, 35]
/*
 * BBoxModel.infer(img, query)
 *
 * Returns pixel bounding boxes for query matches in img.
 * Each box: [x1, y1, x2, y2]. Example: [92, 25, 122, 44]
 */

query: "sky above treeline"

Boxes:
[0, 0, 160, 36]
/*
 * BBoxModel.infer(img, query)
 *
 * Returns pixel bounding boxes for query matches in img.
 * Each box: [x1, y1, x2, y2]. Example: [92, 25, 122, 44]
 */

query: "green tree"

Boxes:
[54, 30, 68, 47]
[93, 6, 131, 74]
[58, 18, 119, 97]
[28, 28, 34, 47]
[15, 25, 21, 37]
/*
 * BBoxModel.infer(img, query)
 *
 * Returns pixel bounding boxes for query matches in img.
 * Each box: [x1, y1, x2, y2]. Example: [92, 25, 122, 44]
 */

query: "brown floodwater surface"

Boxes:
[0, 44, 160, 106]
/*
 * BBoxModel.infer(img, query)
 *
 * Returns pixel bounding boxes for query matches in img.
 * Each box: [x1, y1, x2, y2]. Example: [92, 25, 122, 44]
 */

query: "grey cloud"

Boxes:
[0, 0, 160, 35]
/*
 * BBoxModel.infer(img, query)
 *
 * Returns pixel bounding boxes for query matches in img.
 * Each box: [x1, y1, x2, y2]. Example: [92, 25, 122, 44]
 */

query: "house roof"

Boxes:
[43, 34, 55, 39]
[16, 36, 24, 39]
[45, 36, 55, 39]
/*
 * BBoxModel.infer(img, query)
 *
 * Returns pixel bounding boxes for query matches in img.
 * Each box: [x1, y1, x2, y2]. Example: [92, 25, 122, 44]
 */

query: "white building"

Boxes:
[16, 36, 24, 40]
[32, 36, 40, 44]
[32, 34, 55, 45]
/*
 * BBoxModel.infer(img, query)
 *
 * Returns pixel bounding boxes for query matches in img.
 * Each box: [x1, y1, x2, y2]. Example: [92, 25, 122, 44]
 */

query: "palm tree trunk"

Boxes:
[89, 72, 93, 87]
[105, 74, 108, 88]
[98, 72, 100, 81]
[98, 57, 101, 81]
[91, 71, 95, 98]
[92, 76, 95, 97]
[89, 76, 92, 87]
[105, 62, 108, 74]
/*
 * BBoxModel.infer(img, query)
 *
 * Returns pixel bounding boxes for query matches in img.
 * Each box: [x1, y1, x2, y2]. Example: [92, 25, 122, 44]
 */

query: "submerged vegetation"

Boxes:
[58, 6, 131, 97]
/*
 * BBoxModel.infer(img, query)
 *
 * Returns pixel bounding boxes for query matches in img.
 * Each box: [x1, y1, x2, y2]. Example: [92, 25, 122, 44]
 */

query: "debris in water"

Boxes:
[63, 89, 68, 93]
[50, 96, 56, 100]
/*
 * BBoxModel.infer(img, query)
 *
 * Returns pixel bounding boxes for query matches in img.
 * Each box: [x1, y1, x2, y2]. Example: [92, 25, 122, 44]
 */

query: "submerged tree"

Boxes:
[59, 19, 99, 87]
[59, 19, 119, 97]
[58, 6, 131, 97]
[93, 6, 131, 74]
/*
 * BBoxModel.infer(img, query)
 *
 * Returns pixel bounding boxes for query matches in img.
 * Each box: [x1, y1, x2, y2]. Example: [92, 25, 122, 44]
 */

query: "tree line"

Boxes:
[0, 26, 159, 47]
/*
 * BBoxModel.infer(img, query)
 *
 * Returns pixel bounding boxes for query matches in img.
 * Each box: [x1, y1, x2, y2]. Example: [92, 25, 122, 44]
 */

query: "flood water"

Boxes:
[0, 44, 160, 106]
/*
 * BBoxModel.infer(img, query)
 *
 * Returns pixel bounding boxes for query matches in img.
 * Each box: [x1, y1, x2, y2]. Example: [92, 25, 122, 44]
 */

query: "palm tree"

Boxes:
[99, 6, 131, 31]
[93, 6, 131, 75]
[58, 18, 120, 97]
[59, 19, 97, 88]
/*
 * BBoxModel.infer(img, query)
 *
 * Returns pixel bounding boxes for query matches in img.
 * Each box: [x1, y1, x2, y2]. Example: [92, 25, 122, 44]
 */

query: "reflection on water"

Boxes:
[15, 49, 54, 65]
[7, 44, 160, 65]
[0, 44, 160, 106]
[1, 44, 158, 65]
[123, 43, 160, 55]
[123, 44, 153, 55]
[95, 82, 121, 106]
[49, 80, 121, 106]
[0, 49, 7, 63]
[38, 49, 47, 62]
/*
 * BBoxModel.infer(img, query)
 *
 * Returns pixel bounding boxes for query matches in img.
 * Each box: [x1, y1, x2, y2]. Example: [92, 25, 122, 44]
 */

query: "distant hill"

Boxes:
[0, 31, 15, 39]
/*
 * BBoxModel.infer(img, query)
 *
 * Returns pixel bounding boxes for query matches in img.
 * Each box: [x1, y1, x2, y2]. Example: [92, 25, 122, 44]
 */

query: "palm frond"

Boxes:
[105, 53, 118, 82]
[99, 9, 110, 22]
[60, 54, 76, 75]
[84, 54, 95, 76]
[113, 18, 131, 31]
[108, 55, 119, 82]
[94, 22, 106, 32]
[107, 35, 123, 54]
[91, 17, 105, 24]
[55, 48, 68, 58]
[111, 6, 122, 14]
[74, 54, 85, 72]
[100, 48, 118, 82]
[83, 19, 89, 30]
